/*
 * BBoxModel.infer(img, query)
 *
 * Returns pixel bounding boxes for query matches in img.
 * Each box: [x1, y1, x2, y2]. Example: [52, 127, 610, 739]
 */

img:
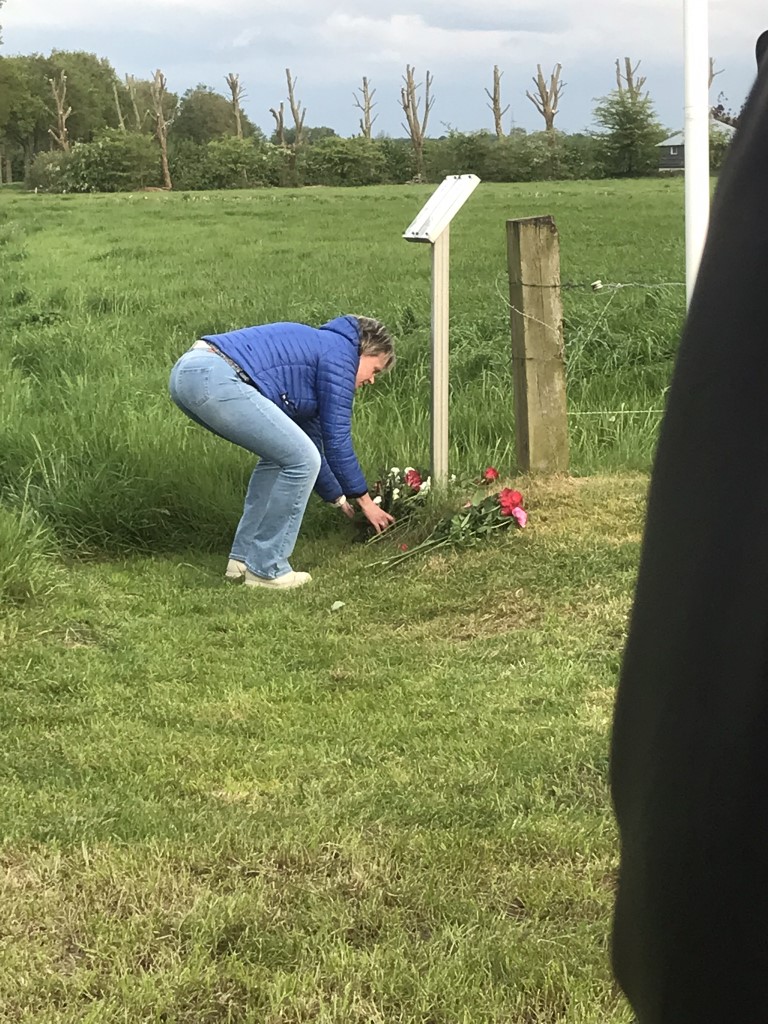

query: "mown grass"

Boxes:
[0, 475, 642, 1022]
[0, 180, 677, 1019]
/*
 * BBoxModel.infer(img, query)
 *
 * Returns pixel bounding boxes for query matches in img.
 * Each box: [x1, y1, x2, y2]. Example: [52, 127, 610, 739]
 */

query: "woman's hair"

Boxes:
[357, 316, 396, 370]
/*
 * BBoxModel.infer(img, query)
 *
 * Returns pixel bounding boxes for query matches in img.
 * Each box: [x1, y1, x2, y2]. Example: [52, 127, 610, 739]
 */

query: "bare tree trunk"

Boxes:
[615, 58, 647, 101]
[113, 81, 126, 131]
[400, 65, 434, 180]
[225, 73, 245, 139]
[284, 68, 306, 187]
[526, 64, 564, 132]
[485, 65, 510, 139]
[125, 75, 145, 130]
[709, 58, 724, 90]
[270, 101, 286, 147]
[4, 156, 12, 184]
[48, 72, 72, 151]
[285, 68, 306, 147]
[150, 69, 174, 190]
[353, 77, 378, 139]
[269, 102, 288, 185]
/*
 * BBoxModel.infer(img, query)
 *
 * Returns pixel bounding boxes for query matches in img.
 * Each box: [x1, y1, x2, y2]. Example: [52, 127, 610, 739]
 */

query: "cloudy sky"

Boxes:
[2, 1, 765, 136]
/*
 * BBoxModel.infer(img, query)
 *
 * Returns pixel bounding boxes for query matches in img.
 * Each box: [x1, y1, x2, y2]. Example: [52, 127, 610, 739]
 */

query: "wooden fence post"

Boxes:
[506, 215, 569, 474]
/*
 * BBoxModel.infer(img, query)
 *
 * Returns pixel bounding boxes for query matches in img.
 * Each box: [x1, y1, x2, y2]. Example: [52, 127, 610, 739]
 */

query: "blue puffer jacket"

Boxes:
[202, 316, 367, 501]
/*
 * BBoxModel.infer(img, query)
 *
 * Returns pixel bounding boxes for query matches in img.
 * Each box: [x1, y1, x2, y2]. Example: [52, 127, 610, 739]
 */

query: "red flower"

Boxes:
[404, 469, 422, 492]
[498, 488, 524, 516]
[399, 543, 409, 551]
[482, 466, 500, 483]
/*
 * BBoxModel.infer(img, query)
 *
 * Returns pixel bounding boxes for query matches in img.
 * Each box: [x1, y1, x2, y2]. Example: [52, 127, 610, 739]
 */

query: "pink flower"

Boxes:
[498, 488, 524, 516]
[511, 507, 528, 528]
[399, 543, 408, 551]
[482, 466, 500, 483]
[404, 469, 422, 492]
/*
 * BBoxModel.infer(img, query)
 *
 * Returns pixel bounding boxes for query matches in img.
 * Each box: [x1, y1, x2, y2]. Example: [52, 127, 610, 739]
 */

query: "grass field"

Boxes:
[0, 179, 685, 1021]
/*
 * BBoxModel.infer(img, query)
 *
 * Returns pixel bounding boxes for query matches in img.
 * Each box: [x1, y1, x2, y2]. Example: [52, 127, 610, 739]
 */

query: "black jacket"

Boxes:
[611, 37, 768, 1024]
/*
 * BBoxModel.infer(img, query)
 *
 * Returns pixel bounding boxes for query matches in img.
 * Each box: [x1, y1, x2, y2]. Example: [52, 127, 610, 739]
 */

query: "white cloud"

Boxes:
[4, 0, 766, 62]
[3, 0, 766, 135]
[318, 13, 521, 64]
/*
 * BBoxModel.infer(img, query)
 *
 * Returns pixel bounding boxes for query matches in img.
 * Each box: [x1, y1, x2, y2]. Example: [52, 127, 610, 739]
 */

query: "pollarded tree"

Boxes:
[592, 88, 665, 176]
[615, 57, 647, 100]
[270, 68, 307, 186]
[526, 64, 564, 132]
[354, 77, 378, 139]
[225, 73, 245, 139]
[150, 69, 175, 189]
[486, 65, 510, 139]
[48, 70, 72, 151]
[400, 65, 434, 180]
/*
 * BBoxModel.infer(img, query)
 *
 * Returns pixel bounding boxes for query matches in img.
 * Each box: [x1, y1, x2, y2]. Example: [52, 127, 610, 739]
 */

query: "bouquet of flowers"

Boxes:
[367, 466, 528, 571]
[371, 465, 431, 518]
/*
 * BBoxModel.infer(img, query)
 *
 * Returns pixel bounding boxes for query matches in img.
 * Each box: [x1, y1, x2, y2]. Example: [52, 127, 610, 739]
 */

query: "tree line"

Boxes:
[0, 46, 735, 193]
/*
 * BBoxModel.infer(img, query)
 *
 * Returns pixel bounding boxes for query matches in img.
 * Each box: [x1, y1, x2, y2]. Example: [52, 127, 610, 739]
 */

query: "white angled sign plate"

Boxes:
[403, 174, 481, 244]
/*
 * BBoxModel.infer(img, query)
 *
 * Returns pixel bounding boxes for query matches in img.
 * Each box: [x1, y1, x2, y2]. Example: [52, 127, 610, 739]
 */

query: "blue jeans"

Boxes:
[169, 349, 321, 579]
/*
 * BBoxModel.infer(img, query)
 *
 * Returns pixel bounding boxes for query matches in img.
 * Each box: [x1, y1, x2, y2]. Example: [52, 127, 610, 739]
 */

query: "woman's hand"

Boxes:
[357, 493, 395, 534]
[339, 501, 356, 519]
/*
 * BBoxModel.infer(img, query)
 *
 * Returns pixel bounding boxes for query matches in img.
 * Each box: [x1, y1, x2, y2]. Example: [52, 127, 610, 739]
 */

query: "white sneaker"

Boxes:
[225, 559, 247, 580]
[244, 570, 312, 590]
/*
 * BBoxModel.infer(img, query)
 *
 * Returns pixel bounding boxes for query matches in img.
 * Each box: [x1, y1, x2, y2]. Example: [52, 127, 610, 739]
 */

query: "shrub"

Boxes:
[376, 138, 417, 183]
[203, 137, 275, 189]
[27, 131, 161, 193]
[300, 137, 389, 187]
[26, 150, 74, 192]
[170, 137, 277, 190]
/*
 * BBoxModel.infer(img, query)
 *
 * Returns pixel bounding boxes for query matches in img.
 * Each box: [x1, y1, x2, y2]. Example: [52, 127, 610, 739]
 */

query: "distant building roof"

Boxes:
[657, 118, 737, 148]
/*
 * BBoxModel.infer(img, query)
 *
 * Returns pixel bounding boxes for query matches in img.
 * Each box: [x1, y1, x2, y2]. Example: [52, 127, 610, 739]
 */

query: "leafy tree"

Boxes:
[0, 55, 50, 174]
[592, 90, 665, 176]
[46, 50, 122, 142]
[172, 84, 260, 144]
[710, 128, 734, 171]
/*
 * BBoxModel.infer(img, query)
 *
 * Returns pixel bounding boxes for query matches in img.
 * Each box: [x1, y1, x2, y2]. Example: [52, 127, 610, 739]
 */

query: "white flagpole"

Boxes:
[683, 0, 711, 306]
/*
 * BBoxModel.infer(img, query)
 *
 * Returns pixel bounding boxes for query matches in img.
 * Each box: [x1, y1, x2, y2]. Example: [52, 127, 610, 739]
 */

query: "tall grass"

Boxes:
[0, 496, 61, 606]
[0, 181, 685, 562]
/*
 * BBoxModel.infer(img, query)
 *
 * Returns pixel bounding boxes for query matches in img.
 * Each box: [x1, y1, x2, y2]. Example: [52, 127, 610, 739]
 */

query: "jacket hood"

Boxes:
[319, 315, 361, 348]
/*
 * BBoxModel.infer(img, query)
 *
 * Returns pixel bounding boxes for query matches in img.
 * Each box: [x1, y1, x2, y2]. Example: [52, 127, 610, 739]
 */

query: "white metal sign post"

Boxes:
[684, 0, 710, 305]
[403, 174, 481, 483]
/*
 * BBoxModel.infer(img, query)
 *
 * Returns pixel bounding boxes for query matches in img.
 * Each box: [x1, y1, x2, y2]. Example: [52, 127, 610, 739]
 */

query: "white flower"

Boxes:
[392, 488, 401, 502]
[389, 467, 401, 477]
[404, 466, 415, 475]
[373, 495, 382, 505]
[420, 477, 431, 494]
[449, 474, 457, 484]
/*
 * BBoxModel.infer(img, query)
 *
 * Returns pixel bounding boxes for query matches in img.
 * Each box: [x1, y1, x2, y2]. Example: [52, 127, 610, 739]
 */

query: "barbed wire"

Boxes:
[493, 276, 687, 337]
[490, 276, 678, 420]
[570, 408, 664, 417]
[562, 280, 686, 292]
